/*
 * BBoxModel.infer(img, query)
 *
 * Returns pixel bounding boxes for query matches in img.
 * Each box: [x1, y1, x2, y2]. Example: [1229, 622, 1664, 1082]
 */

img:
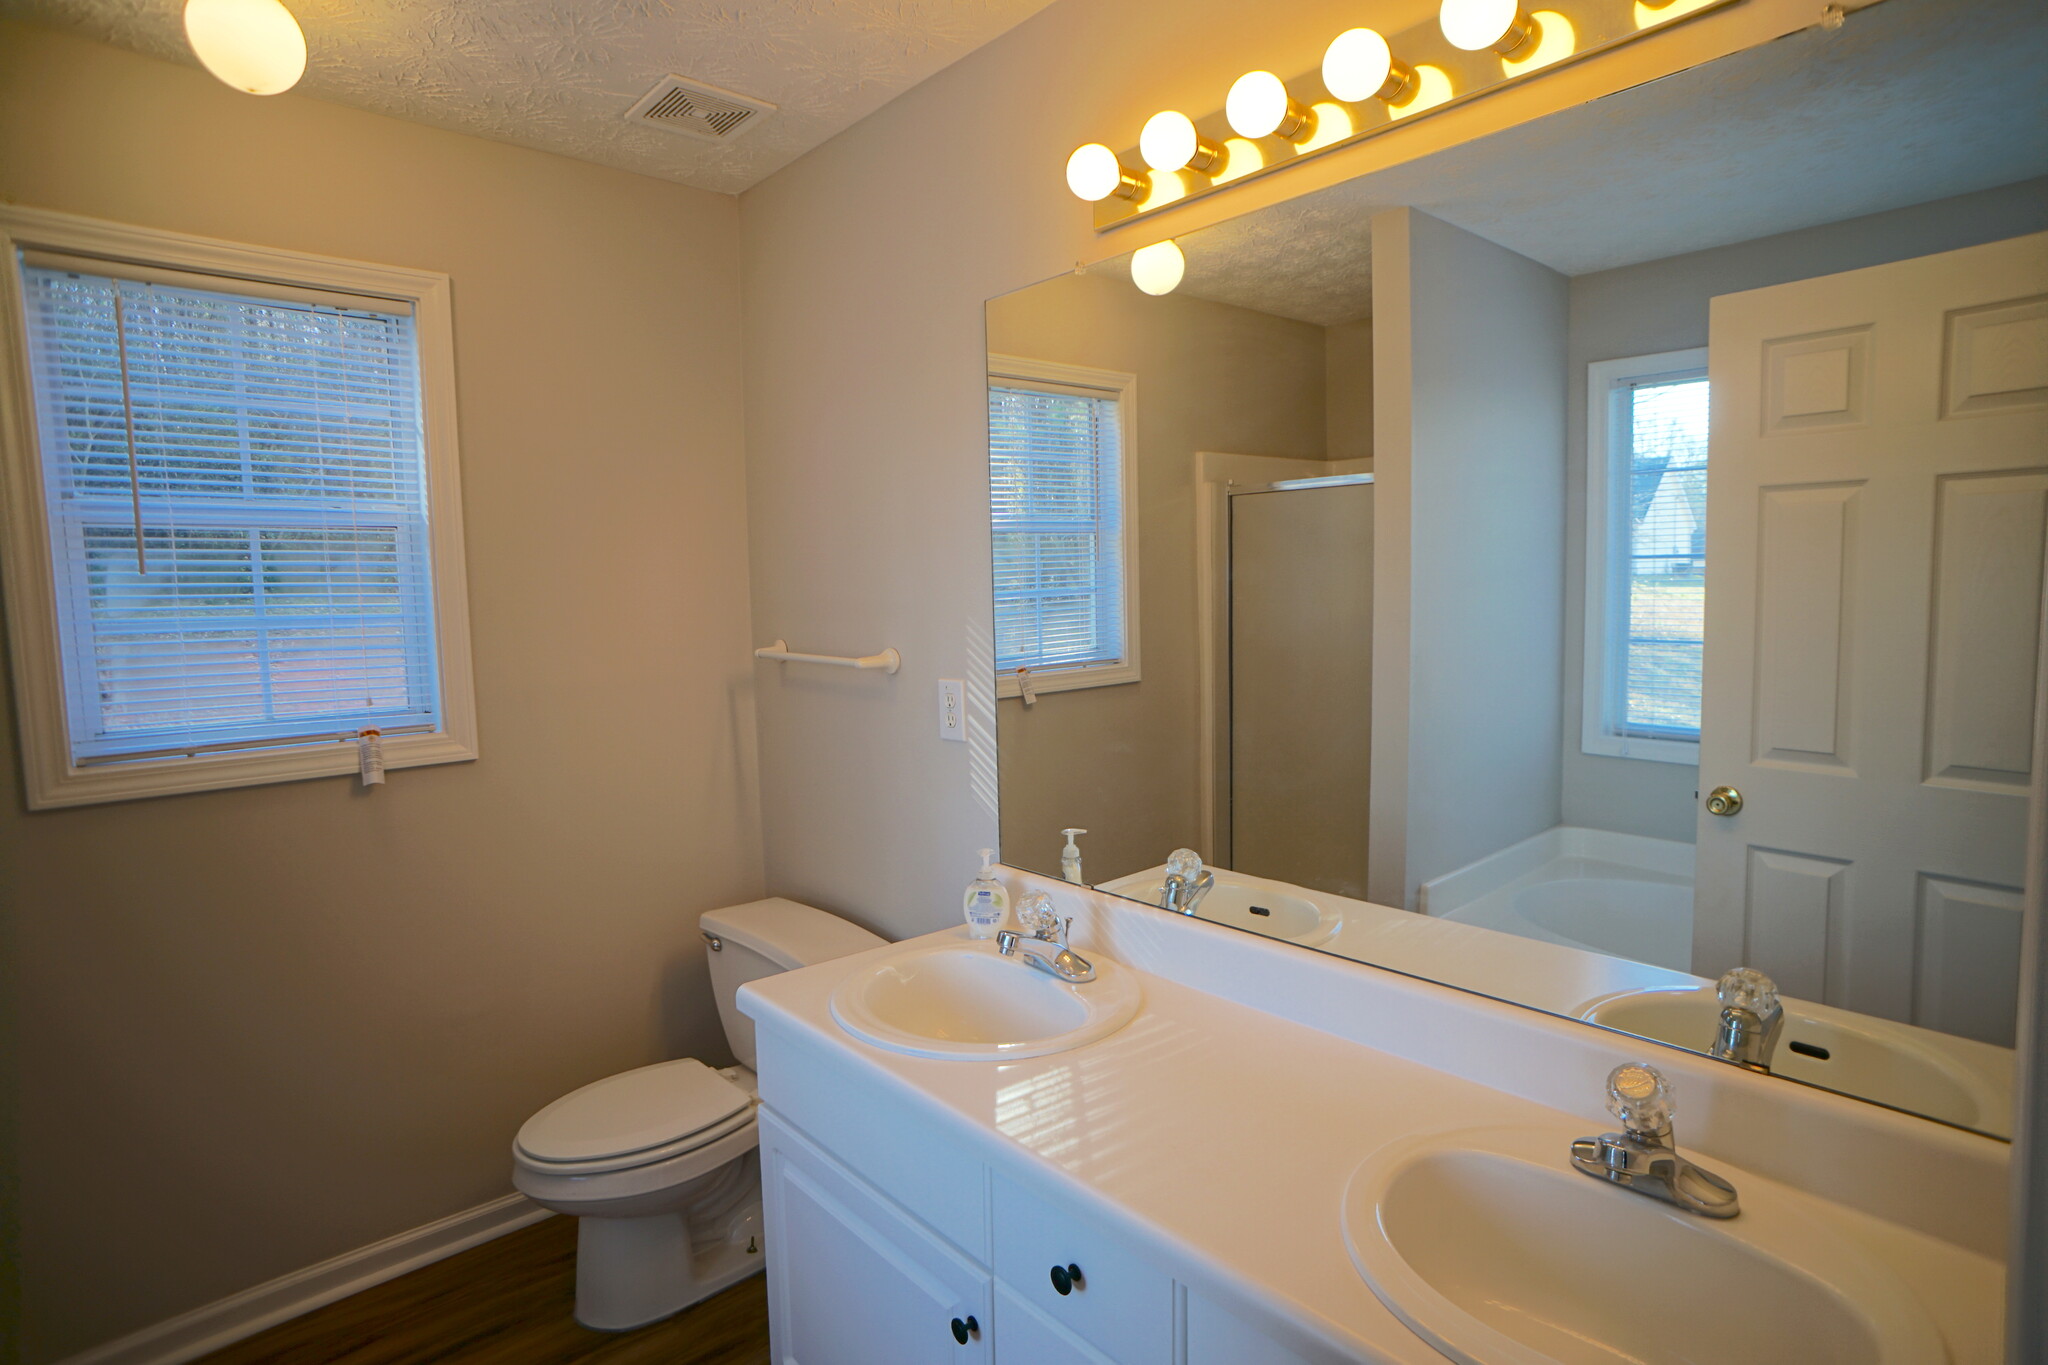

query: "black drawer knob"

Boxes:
[950, 1315, 979, 1344]
[1049, 1262, 1083, 1296]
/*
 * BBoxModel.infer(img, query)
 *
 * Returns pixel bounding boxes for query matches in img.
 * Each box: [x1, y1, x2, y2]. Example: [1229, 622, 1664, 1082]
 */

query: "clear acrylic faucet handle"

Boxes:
[1165, 848, 1205, 880]
[1716, 966, 1779, 1015]
[1017, 891, 1059, 936]
[1606, 1062, 1674, 1135]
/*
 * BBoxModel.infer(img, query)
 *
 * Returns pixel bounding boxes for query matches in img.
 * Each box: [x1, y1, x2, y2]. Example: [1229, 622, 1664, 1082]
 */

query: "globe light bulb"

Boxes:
[184, 0, 307, 95]
[1323, 28, 1412, 103]
[1226, 71, 1312, 142]
[1131, 241, 1185, 297]
[1066, 143, 1148, 202]
[1440, 0, 1537, 54]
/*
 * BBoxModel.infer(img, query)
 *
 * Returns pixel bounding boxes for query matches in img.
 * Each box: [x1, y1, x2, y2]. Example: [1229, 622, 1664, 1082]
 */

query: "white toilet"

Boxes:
[512, 897, 886, 1330]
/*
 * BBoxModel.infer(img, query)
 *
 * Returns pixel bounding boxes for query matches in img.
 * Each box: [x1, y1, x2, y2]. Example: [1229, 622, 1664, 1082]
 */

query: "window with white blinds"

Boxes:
[1582, 349, 1709, 765]
[988, 360, 1137, 693]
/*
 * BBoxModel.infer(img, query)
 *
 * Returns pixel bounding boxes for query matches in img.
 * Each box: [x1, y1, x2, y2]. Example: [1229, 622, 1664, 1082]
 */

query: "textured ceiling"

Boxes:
[1145, 0, 2048, 326]
[0, 0, 1056, 193]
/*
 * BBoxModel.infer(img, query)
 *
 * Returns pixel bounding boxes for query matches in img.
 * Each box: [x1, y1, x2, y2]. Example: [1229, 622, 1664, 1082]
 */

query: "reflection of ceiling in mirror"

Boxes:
[1160, 0, 2047, 325]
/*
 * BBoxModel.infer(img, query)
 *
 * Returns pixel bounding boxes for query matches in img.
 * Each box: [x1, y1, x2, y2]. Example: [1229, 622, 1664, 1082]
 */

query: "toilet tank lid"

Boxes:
[701, 897, 887, 970]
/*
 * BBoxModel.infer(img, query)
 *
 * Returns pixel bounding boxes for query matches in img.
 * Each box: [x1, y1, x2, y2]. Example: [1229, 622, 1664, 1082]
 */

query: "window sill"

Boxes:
[26, 729, 477, 810]
[997, 663, 1139, 700]
[1581, 731, 1698, 766]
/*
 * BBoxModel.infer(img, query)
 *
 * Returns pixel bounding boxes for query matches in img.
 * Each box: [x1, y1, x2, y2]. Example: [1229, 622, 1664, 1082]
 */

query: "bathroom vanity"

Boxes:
[740, 869, 2006, 1364]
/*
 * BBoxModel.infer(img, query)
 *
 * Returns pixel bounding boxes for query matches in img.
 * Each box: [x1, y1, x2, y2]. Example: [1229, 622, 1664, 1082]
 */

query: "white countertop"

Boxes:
[742, 921, 2004, 1364]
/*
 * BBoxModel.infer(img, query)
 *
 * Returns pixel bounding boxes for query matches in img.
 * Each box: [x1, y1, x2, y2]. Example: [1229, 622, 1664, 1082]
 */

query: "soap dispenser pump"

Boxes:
[963, 849, 1009, 939]
[1060, 829, 1088, 884]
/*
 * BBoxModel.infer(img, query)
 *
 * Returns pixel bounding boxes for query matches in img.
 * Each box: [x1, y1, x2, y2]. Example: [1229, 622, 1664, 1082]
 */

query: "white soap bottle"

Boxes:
[1060, 828, 1087, 884]
[963, 849, 1009, 939]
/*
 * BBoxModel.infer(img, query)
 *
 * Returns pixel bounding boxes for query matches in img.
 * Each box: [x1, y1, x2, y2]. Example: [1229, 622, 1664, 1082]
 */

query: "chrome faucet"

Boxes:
[997, 892, 1095, 984]
[1159, 848, 1215, 916]
[1570, 1063, 1739, 1218]
[1710, 967, 1784, 1073]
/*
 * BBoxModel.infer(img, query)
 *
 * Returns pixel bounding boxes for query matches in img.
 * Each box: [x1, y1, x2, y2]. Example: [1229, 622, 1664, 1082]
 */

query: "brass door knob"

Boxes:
[1706, 786, 1744, 817]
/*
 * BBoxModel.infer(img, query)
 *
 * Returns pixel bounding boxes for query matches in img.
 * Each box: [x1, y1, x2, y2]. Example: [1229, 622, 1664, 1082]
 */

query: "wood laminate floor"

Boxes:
[195, 1215, 770, 1364]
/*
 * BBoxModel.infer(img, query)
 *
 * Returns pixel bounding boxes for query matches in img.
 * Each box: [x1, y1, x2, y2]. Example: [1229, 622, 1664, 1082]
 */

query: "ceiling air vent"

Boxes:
[626, 75, 775, 143]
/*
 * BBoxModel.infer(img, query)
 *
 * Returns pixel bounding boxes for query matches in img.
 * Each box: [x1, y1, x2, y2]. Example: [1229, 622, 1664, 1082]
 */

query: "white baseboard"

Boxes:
[58, 1194, 552, 1365]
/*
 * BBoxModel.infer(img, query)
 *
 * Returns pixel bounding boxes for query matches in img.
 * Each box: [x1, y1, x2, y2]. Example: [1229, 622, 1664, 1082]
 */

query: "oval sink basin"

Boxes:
[1343, 1127, 1946, 1365]
[1579, 986, 2009, 1135]
[1104, 870, 1341, 947]
[829, 939, 1141, 1060]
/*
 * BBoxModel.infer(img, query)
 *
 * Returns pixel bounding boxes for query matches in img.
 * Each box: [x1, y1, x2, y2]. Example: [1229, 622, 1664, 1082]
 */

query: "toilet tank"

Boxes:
[702, 898, 887, 1070]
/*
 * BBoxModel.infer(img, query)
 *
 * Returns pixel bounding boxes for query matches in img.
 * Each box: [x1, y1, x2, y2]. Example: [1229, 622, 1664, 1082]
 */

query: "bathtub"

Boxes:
[1418, 827, 1695, 973]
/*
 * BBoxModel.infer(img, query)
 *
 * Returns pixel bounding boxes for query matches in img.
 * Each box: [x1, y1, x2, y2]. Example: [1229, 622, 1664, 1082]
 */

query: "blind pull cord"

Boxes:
[356, 727, 385, 786]
[110, 289, 147, 574]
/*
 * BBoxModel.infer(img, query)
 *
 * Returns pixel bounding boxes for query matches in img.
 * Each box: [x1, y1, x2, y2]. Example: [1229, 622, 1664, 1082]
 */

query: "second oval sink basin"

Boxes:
[1343, 1127, 1946, 1365]
[830, 939, 1141, 1060]
[1102, 867, 1341, 946]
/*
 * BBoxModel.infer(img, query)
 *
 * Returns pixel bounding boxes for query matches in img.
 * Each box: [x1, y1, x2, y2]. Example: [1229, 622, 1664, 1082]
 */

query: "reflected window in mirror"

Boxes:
[1583, 349, 1709, 765]
[987, 356, 1139, 698]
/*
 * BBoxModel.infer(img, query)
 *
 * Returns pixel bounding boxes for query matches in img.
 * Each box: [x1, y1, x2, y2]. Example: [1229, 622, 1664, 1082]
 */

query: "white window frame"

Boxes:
[0, 206, 478, 808]
[987, 354, 1140, 699]
[1582, 346, 1707, 766]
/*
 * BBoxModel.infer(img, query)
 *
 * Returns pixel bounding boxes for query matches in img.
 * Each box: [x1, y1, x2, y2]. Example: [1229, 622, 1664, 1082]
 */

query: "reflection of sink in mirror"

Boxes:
[1579, 986, 2013, 1135]
[1099, 865, 1341, 947]
[1343, 1127, 1948, 1365]
[1420, 827, 1694, 972]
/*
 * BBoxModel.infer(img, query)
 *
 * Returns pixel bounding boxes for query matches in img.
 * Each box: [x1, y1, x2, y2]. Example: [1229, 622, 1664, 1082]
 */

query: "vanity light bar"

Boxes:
[1067, 0, 1762, 229]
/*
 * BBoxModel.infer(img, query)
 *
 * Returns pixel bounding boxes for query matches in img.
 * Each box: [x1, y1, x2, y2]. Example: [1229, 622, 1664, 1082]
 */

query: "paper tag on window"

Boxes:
[1018, 667, 1037, 707]
[357, 728, 385, 786]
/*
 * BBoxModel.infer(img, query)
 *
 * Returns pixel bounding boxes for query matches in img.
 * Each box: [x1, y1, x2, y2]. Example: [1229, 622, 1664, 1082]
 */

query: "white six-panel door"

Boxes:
[1694, 232, 2048, 1046]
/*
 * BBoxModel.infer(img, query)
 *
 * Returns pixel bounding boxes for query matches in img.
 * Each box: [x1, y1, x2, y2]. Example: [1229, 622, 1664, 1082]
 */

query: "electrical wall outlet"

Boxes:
[937, 678, 965, 742]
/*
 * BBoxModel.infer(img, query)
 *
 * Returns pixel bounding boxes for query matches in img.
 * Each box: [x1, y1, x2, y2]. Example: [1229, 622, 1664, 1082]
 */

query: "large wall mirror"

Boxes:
[987, 0, 2047, 1140]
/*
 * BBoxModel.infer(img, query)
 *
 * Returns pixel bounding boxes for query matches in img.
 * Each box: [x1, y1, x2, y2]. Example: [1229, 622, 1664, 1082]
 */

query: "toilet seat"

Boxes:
[515, 1058, 751, 1176]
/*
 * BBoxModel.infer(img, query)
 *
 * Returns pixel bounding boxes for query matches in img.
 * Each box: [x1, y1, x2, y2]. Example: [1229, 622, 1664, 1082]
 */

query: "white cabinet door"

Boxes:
[762, 1110, 991, 1365]
[1695, 231, 2047, 1037]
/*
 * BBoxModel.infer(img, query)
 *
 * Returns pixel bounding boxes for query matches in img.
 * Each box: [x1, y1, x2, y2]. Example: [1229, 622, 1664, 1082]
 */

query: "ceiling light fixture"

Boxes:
[1440, 0, 1540, 54]
[1131, 240, 1186, 296]
[1066, 143, 1149, 202]
[1225, 71, 1316, 143]
[1322, 28, 1416, 103]
[1139, 111, 1227, 175]
[183, 0, 307, 95]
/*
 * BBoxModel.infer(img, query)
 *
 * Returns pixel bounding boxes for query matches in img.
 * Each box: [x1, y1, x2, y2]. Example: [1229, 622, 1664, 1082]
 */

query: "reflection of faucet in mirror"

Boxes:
[1711, 968, 1783, 1073]
[1159, 848, 1215, 916]
[1570, 1063, 1738, 1219]
[998, 892, 1096, 983]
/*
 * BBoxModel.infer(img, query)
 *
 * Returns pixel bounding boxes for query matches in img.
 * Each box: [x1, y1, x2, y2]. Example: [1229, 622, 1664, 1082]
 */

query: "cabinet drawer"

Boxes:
[989, 1170, 1172, 1365]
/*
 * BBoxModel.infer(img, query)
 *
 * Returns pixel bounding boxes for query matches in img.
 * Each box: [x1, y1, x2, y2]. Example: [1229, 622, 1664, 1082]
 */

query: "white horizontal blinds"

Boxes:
[989, 379, 1126, 674]
[1619, 373, 1709, 739]
[20, 261, 439, 763]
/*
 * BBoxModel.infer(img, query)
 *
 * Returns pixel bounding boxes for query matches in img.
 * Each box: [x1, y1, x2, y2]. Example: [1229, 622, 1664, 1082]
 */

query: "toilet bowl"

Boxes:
[512, 897, 886, 1330]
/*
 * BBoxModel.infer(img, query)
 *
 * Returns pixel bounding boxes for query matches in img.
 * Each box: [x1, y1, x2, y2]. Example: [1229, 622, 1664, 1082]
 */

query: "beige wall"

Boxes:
[0, 23, 760, 1362]
[987, 271, 1325, 882]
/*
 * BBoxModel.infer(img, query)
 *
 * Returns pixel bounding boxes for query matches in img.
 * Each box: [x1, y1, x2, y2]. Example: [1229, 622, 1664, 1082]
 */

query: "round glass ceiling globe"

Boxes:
[184, 0, 307, 95]
[1065, 143, 1125, 201]
[1139, 111, 1199, 172]
[1226, 71, 1289, 139]
[1131, 241, 1185, 297]
[1440, 0, 1522, 50]
[1323, 28, 1394, 102]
